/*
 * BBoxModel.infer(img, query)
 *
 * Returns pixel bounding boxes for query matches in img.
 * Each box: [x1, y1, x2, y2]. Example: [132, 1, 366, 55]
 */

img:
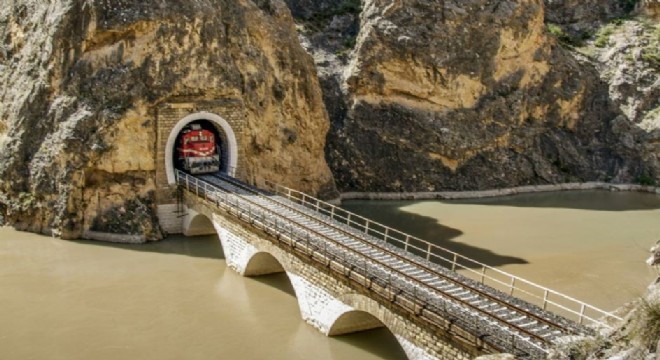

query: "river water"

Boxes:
[1, 190, 659, 359]
[343, 190, 660, 312]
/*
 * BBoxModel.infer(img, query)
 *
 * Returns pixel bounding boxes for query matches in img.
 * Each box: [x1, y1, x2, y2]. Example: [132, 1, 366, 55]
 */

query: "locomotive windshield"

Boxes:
[183, 133, 213, 144]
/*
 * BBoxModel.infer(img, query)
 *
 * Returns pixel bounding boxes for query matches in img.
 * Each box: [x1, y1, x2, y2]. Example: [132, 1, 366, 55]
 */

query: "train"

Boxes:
[176, 124, 221, 174]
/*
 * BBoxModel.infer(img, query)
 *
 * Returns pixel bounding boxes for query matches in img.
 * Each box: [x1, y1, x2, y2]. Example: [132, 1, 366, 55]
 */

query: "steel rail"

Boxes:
[264, 179, 622, 328]
[210, 174, 578, 339]
[177, 171, 548, 357]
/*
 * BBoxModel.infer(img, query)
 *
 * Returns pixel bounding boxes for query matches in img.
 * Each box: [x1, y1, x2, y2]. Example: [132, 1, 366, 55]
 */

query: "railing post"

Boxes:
[347, 213, 351, 226]
[404, 235, 410, 252]
[330, 206, 335, 220]
[384, 228, 389, 242]
[543, 290, 549, 310]
[451, 253, 458, 271]
[480, 267, 486, 283]
[306, 227, 310, 252]
[426, 243, 432, 261]
[579, 304, 586, 325]
[509, 277, 516, 296]
[365, 221, 369, 234]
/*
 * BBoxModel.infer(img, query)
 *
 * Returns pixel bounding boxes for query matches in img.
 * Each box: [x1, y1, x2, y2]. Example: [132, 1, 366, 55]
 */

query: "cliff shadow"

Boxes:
[342, 201, 528, 268]
[445, 190, 660, 212]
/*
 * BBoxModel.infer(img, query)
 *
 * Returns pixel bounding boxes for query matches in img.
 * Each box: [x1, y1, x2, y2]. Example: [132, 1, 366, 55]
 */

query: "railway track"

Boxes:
[182, 172, 591, 358]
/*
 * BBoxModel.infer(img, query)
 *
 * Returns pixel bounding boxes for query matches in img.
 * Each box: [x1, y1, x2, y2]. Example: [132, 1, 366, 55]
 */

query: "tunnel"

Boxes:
[165, 112, 239, 185]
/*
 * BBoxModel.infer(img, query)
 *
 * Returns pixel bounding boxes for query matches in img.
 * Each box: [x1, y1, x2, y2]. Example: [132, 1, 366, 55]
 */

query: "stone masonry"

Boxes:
[155, 98, 246, 234]
[181, 193, 486, 360]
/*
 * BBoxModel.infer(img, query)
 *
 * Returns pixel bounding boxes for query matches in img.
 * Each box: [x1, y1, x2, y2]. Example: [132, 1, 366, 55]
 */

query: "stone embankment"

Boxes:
[339, 183, 660, 201]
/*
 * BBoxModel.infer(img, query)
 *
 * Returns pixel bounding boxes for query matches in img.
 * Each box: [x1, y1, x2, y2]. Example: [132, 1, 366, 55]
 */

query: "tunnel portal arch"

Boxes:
[165, 112, 238, 185]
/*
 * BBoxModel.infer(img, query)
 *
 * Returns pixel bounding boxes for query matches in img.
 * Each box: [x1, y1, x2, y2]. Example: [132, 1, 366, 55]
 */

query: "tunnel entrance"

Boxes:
[172, 119, 225, 175]
[165, 112, 238, 185]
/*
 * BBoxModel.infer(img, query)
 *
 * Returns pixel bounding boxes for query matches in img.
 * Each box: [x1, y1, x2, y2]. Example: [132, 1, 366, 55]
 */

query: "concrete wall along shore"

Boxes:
[340, 183, 660, 201]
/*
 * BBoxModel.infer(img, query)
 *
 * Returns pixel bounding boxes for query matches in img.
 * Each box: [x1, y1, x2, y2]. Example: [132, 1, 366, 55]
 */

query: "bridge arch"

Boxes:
[182, 209, 216, 236]
[165, 111, 238, 185]
[330, 293, 423, 360]
[327, 309, 384, 336]
[243, 251, 286, 276]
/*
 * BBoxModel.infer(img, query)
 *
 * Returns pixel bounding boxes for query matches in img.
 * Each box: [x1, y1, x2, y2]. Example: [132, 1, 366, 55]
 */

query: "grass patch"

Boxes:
[630, 299, 660, 350]
[546, 23, 589, 47]
[640, 24, 660, 69]
[594, 24, 617, 48]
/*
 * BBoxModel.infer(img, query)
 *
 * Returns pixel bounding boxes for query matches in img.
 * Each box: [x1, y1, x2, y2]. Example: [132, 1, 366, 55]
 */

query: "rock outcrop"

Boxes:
[0, 0, 335, 240]
[582, 17, 660, 184]
[543, 0, 630, 39]
[1, 0, 658, 240]
[315, 0, 653, 192]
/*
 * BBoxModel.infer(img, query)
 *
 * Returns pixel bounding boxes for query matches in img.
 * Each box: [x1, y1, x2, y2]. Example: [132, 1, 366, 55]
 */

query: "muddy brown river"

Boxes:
[1, 190, 659, 359]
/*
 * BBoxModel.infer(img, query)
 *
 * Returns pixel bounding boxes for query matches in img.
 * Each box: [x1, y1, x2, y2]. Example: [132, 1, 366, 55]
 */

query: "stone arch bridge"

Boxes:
[152, 106, 619, 359]
[171, 171, 621, 360]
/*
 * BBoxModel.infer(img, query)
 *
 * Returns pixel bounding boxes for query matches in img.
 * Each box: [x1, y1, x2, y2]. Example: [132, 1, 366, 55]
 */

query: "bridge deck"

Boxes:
[178, 171, 597, 358]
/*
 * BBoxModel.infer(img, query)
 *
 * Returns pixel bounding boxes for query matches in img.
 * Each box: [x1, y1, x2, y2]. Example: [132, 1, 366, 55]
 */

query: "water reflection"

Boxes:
[71, 234, 226, 260]
[252, 273, 409, 360]
[253, 273, 297, 297]
[334, 328, 409, 360]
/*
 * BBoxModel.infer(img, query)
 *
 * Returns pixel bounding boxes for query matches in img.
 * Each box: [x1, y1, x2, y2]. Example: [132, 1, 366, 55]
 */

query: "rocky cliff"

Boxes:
[0, 0, 334, 240]
[293, 0, 658, 192]
[1, 0, 658, 240]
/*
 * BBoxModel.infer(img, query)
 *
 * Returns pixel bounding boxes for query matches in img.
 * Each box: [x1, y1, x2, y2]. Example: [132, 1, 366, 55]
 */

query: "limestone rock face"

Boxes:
[0, 0, 335, 240]
[324, 0, 651, 192]
[543, 0, 629, 37]
[586, 19, 660, 181]
[641, 0, 660, 19]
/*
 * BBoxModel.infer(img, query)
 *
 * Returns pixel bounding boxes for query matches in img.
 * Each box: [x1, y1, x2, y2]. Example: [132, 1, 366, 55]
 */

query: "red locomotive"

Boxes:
[176, 124, 221, 174]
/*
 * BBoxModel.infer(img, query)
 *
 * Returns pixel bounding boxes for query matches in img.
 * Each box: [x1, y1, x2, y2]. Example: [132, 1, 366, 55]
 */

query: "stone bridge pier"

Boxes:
[183, 196, 481, 360]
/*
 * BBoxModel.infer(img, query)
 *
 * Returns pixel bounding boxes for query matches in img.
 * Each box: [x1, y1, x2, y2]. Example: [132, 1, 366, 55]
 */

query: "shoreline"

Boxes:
[337, 182, 660, 201]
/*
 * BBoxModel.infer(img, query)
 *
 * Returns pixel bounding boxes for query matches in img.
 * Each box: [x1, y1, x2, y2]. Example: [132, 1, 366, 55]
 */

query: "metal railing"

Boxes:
[264, 180, 623, 329]
[176, 170, 549, 358]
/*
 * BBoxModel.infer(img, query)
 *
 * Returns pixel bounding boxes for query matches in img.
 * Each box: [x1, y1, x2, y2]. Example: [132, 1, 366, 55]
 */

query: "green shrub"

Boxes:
[640, 25, 660, 69]
[636, 174, 657, 186]
[641, 48, 660, 68]
[547, 23, 583, 47]
[594, 25, 616, 48]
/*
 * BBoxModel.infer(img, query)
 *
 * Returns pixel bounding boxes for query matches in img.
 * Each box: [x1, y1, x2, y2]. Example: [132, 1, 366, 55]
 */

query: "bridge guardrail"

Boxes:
[176, 170, 549, 358]
[263, 180, 623, 329]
